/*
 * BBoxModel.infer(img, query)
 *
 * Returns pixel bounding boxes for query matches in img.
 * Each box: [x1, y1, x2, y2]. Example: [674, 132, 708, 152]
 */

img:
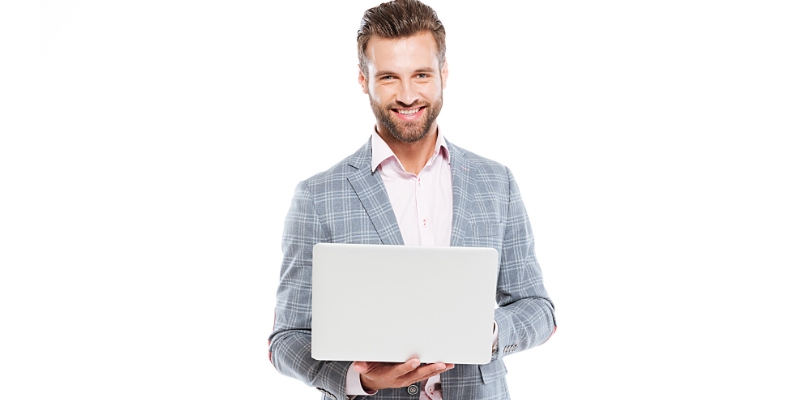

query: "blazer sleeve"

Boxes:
[268, 180, 350, 400]
[491, 167, 556, 361]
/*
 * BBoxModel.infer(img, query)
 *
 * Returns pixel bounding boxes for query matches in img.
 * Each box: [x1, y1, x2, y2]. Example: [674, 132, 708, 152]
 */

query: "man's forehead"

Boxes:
[365, 31, 440, 71]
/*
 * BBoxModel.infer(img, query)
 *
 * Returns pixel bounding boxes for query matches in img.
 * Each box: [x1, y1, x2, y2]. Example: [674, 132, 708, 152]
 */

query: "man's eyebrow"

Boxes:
[374, 68, 436, 76]
[414, 67, 436, 74]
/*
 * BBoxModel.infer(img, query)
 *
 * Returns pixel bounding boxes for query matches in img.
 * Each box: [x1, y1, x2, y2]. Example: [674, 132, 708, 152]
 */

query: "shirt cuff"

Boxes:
[346, 363, 377, 396]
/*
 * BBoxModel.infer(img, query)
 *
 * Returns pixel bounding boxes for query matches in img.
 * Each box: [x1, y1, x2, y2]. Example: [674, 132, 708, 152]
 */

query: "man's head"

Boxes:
[357, 0, 448, 144]
[357, 0, 446, 75]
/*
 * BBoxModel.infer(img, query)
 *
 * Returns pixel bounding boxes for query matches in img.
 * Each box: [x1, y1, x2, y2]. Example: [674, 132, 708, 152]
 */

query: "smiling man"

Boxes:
[361, 29, 445, 162]
[268, 1, 556, 399]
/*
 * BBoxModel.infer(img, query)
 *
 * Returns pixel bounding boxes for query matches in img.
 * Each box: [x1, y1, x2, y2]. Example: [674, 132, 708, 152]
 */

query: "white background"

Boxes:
[3, 0, 799, 398]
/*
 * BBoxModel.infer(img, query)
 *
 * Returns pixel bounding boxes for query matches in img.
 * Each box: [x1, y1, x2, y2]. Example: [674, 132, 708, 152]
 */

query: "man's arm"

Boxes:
[268, 181, 352, 399]
[491, 167, 556, 360]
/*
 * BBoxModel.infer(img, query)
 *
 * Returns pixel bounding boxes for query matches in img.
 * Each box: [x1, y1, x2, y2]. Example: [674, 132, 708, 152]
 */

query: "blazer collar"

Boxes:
[346, 139, 405, 246]
[446, 139, 472, 247]
[345, 137, 473, 247]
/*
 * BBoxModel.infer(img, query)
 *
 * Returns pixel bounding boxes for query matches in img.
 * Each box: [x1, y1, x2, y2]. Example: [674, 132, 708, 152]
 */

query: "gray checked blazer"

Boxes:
[269, 137, 556, 400]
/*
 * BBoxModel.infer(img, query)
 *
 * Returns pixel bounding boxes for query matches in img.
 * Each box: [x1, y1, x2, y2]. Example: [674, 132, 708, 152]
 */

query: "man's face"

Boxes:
[359, 31, 448, 143]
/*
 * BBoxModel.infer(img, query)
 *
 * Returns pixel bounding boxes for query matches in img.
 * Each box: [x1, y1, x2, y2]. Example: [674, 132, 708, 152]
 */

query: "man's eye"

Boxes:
[416, 73, 429, 79]
[381, 76, 395, 81]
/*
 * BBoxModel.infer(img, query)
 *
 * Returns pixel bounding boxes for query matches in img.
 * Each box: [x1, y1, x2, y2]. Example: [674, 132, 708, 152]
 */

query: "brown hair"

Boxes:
[357, 0, 446, 74]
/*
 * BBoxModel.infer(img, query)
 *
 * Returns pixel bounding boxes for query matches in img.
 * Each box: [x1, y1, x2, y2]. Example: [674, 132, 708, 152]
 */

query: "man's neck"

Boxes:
[377, 125, 439, 175]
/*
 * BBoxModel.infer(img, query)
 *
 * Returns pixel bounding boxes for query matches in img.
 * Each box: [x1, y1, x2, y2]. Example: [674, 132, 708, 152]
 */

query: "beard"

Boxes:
[369, 94, 443, 143]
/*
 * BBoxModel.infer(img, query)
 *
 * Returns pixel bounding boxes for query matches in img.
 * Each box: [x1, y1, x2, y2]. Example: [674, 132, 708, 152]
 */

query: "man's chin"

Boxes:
[389, 118, 431, 142]
[389, 127, 428, 143]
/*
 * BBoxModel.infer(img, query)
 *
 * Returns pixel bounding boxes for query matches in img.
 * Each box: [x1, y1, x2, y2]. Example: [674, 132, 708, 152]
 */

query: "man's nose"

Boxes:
[396, 80, 419, 106]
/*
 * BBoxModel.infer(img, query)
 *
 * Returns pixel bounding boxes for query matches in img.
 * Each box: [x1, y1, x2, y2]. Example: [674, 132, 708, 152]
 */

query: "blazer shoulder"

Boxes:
[448, 141, 511, 177]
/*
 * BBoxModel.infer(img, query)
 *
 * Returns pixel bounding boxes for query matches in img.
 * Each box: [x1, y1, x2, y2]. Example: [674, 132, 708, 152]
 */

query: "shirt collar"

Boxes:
[370, 127, 450, 173]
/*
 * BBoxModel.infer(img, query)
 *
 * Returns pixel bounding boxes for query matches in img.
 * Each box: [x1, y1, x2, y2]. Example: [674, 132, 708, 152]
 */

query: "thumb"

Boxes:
[352, 361, 368, 373]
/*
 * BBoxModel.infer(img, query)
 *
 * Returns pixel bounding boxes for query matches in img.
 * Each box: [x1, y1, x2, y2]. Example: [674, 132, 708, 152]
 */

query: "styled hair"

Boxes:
[357, 0, 446, 74]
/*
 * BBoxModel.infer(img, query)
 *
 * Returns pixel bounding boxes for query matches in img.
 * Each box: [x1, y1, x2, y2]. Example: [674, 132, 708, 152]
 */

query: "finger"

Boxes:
[418, 362, 449, 373]
[401, 363, 447, 386]
[398, 362, 448, 382]
[352, 361, 372, 374]
[415, 368, 447, 384]
[429, 363, 454, 372]
[393, 358, 421, 377]
[421, 363, 455, 380]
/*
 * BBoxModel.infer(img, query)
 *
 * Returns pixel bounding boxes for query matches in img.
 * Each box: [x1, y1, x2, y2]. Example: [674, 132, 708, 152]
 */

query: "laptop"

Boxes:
[311, 243, 498, 365]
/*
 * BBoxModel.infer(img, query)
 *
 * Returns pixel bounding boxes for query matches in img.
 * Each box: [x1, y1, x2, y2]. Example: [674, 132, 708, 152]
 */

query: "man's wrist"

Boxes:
[346, 363, 377, 396]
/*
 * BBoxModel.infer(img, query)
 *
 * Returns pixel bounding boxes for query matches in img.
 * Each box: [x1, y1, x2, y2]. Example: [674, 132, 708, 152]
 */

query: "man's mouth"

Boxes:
[393, 106, 425, 118]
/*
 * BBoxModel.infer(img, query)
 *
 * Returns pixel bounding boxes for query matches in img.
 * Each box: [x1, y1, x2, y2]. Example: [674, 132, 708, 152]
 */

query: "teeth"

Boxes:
[397, 108, 420, 115]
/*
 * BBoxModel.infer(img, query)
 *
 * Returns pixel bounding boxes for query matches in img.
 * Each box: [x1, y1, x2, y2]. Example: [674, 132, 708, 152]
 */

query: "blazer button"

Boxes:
[407, 384, 419, 395]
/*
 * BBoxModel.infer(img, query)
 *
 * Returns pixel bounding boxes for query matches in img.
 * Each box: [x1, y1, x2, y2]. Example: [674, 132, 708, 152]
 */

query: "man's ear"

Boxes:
[441, 60, 449, 89]
[357, 66, 368, 94]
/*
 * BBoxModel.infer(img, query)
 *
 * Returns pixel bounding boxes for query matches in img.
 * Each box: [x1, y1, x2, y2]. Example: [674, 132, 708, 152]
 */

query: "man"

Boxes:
[268, 1, 556, 399]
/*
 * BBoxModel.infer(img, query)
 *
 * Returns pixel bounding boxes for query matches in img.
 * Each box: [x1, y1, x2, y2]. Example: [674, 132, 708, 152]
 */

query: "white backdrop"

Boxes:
[3, 0, 799, 398]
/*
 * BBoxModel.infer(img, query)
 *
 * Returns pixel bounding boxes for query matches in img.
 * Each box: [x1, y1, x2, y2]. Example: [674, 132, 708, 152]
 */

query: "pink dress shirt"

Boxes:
[371, 131, 453, 248]
[346, 129, 496, 400]
[345, 129, 451, 400]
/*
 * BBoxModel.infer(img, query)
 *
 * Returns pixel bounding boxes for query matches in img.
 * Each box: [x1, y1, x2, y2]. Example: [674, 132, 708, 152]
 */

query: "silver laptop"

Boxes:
[311, 243, 498, 365]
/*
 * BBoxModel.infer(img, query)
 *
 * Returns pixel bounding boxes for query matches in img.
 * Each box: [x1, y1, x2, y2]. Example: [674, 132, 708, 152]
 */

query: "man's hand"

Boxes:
[352, 358, 454, 392]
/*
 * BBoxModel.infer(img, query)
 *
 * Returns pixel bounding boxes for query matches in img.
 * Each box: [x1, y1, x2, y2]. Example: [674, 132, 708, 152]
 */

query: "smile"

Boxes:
[394, 107, 424, 116]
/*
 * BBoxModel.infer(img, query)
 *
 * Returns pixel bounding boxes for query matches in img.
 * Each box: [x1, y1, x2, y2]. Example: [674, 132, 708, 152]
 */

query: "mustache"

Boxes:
[388, 101, 428, 109]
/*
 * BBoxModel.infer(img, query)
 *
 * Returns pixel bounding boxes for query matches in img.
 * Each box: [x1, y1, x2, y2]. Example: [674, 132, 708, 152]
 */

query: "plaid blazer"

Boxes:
[269, 138, 556, 400]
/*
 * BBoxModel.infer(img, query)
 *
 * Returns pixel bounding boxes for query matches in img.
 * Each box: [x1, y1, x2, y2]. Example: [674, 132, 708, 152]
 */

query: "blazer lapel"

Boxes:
[346, 140, 405, 246]
[448, 141, 472, 247]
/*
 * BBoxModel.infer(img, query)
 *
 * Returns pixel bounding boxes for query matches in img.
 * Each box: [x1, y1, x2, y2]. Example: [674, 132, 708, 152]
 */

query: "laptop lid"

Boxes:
[311, 243, 498, 365]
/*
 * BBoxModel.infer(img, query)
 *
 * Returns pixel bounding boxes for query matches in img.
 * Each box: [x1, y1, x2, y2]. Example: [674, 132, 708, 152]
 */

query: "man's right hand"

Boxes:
[352, 358, 454, 392]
